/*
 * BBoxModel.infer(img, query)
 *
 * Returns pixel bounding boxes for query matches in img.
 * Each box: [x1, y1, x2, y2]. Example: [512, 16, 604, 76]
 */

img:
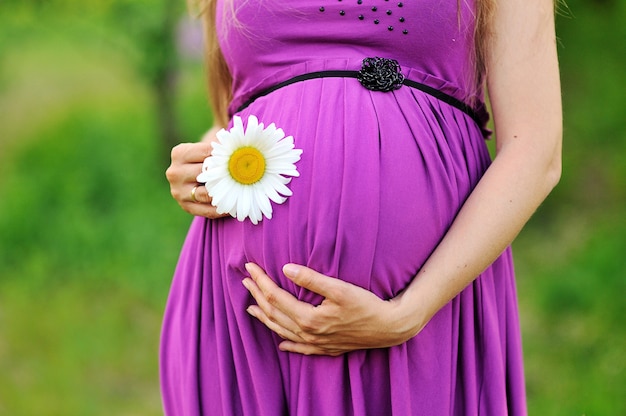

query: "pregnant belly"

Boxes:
[221, 82, 488, 302]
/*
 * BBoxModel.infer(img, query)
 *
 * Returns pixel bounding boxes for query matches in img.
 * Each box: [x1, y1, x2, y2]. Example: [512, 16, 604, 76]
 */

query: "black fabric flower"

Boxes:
[357, 57, 404, 92]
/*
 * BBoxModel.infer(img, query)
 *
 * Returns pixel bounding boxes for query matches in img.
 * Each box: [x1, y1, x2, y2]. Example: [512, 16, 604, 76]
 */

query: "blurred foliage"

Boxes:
[0, 0, 624, 414]
[0, 0, 186, 161]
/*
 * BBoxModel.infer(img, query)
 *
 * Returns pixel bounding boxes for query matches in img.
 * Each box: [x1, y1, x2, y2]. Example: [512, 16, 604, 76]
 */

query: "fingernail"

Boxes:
[242, 279, 250, 290]
[283, 263, 299, 277]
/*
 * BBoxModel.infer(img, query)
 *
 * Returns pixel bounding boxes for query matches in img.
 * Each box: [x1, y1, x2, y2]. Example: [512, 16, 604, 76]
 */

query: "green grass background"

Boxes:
[0, 1, 624, 414]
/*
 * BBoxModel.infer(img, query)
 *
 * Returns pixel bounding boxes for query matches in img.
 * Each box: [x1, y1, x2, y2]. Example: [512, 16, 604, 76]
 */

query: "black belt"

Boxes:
[235, 57, 481, 126]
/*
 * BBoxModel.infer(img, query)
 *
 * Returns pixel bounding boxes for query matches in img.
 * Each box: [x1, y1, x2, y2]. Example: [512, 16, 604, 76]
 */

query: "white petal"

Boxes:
[248, 189, 264, 224]
[258, 199, 273, 220]
[229, 116, 246, 147]
[259, 124, 284, 149]
[210, 142, 230, 157]
[201, 168, 227, 188]
[209, 178, 237, 211]
[273, 181, 294, 198]
[264, 138, 295, 156]
[214, 128, 229, 143]
[252, 185, 273, 220]
[236, 186, 252, 222]
[232, 115, 244, 133]
[196, 172, 209, 183]
[258, 176, 287, 204]
[264, 174, 293, 198]
[266, 158, 301, 168]
[219, 184, 239, 214]
[243, 115, 261, 144]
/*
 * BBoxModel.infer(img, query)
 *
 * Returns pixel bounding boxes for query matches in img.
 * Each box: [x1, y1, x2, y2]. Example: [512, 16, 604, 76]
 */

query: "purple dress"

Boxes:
[160, 1, 527, 415]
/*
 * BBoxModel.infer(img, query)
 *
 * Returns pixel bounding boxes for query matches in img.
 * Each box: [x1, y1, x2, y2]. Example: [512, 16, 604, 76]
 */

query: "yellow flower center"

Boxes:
[228, 146, 266, 185]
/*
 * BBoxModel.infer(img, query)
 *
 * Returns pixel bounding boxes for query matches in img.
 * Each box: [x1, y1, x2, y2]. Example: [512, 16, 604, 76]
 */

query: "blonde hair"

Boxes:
[192, 0, 495, 127]
[188, 0, 232, 127]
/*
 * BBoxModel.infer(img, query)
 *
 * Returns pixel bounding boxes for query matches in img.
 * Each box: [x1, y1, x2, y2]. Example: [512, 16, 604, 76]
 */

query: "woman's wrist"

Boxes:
[387, 289, 428, 344]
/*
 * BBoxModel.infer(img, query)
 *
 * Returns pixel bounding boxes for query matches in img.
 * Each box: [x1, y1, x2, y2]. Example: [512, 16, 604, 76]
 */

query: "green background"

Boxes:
[0, 1, 624, 414]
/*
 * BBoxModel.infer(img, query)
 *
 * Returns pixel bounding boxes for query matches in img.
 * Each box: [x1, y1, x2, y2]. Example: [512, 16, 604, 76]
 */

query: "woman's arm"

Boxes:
[243, 0, 562, 355]
[166, 126, 230, 218]
[395, 0, 563, 335]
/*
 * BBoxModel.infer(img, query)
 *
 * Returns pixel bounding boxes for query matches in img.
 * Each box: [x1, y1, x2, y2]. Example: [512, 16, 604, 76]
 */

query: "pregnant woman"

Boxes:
[162, 0, 562, 414]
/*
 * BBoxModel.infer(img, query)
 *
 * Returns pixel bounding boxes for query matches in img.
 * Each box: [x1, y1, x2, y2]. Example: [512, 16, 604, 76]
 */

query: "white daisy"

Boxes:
[196, 115, 303, 224]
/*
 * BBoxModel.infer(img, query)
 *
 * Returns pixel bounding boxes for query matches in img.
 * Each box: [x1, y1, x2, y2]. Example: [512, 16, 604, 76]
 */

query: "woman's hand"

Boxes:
[242, 263, 423, 356]
[165, 128, 230, 219]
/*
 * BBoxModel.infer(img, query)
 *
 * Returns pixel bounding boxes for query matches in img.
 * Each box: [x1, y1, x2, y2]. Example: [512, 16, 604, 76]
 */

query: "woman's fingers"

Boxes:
[165, 140, 232, 219]
[189, 184, 208, 204]
[278, 341, 344, 356]
[182, 200, 230, 219]
[166, 142, 211, 187]
[245, 303, 303, 342]
[244, 264, 315, 335]
[187, 186, 231, 218]
[171, 141, 212, 164]
[282, 264, 344, 300]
